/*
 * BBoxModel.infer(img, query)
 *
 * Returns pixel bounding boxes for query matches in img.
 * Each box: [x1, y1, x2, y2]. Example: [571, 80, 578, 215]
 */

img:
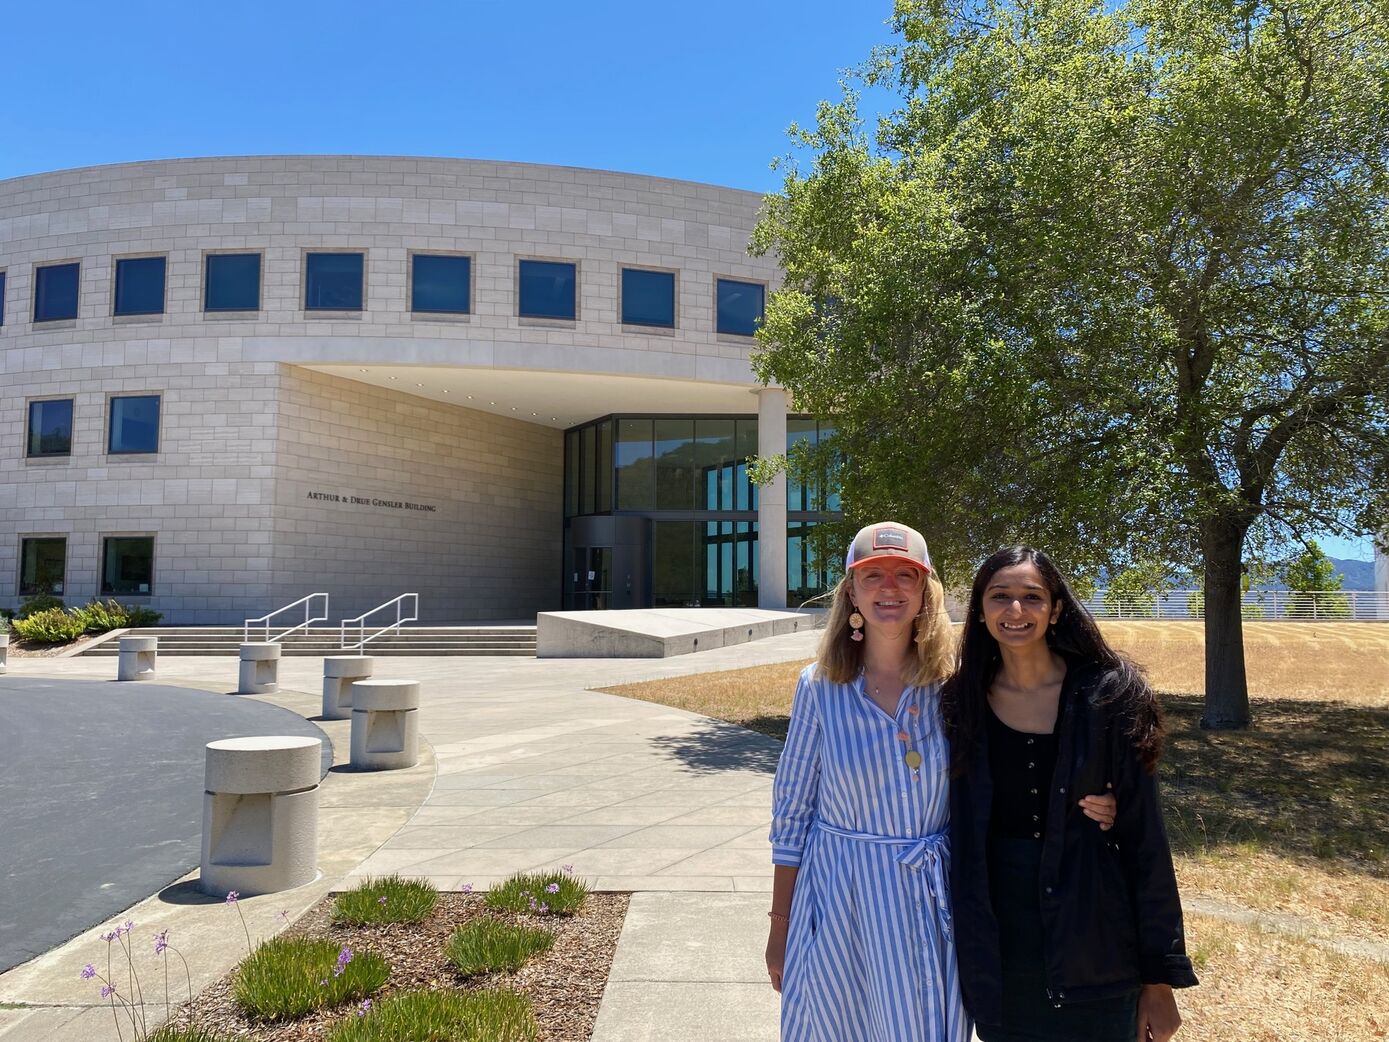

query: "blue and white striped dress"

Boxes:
[771, 663, 970, 1042]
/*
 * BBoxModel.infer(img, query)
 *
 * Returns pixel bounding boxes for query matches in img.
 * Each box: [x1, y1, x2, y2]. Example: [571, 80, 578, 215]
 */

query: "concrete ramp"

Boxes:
[535, 608, 812, 658]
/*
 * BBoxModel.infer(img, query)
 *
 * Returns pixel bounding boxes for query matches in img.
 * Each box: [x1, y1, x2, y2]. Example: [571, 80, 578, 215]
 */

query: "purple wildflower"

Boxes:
[100, 931, 116, 943]
[460, 883, 474, 894]
[562, 863, 574, 873]
[377, 896, 387, 906]
[80, 964, 97, 980]
[539, 902, 550, 914]
[100, 985, 115, 998]
[357, 999, 373, 1017]
[545, 883, 560, 894]
[123, 920, 134, 932]
[333, 947, 354, 977]
[527, 897, 538, 911]
[225, 890, 239, 904]
[154, 930, 168, 956]
[278, 909, 289, 922]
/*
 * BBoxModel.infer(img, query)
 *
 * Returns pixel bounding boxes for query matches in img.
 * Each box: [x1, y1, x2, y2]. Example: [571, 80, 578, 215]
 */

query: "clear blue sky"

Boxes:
[2, 1, 1376, 562]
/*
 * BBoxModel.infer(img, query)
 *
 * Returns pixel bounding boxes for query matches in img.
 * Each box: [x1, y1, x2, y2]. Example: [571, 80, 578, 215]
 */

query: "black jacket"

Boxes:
[949, 660, 1199, 1023]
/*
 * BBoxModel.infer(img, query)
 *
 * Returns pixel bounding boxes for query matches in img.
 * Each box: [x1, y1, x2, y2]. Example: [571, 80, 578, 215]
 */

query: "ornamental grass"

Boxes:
[324, 988, 536, 1042]
[445, 918, 555, 976]
[485, 870, 589, 917]
[233, 937, 388, 1021]
[332, 875, 438, 926]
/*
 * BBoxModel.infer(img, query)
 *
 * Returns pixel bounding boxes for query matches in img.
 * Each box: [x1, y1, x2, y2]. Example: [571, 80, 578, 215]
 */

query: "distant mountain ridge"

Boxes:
[1253, 557, 1375, 592]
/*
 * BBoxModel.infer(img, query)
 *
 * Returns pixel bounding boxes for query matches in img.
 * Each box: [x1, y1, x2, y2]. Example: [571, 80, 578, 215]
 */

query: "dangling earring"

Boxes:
[848, 609, 865, 642]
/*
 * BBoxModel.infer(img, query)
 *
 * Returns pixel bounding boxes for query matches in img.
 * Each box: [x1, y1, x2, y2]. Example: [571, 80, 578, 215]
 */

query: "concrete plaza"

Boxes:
[0, 631, 821, 1042]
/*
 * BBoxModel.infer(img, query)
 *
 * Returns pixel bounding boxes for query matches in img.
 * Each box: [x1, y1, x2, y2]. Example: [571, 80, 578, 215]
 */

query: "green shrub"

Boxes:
[12, 607, 86, 644]
[16, 594, 64, 619]
[485, 869, 589, 917]
[446, 918, 554, 976]
[74, 599, 129, 633]
[333, 875, 438, 926]
[233, 937, 388, 1021]
[127, 605, 162, 626]
[326, 988, 536, 1042]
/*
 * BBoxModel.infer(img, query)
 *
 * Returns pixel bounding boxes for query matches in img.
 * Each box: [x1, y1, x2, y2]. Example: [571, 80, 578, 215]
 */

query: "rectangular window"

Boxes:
[113, 257, 166, 316]
[716, 278, 765, 336]
[518, 259, 576, 319]
[34, 262, 80, 322]
[205, 253, 261, 311]
[621, 268, 675, 327]
[655, 418, 696, 510]
[108, 395, 160, 454]
[305, 252, 364, 310]
[411, 254, 471, 314]
[19, 537, 67, 596]
[102, 537, 154, 595]
[27, 399, 74, 457]
[0, 271, 6, 325]
[615, 418, 655, 510]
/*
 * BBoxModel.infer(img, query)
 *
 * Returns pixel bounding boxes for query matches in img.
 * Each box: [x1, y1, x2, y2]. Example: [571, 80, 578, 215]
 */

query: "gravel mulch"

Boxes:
[167, 890, 630, 1041]
[3, 634, 98, 658]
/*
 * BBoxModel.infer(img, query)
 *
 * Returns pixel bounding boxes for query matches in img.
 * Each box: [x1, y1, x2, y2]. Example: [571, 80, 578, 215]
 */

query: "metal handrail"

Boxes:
[1084, 589, 1389, 622]
[244, 593, 329, 643]
[340, 593, 419, 654]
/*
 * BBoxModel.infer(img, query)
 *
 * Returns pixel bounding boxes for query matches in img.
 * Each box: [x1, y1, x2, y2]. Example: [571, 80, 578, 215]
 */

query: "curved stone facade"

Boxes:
[0, 157, 785, 623]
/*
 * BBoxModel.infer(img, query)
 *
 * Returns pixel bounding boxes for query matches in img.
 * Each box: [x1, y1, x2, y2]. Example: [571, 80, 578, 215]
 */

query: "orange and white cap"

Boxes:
[845, 522, 932, 573]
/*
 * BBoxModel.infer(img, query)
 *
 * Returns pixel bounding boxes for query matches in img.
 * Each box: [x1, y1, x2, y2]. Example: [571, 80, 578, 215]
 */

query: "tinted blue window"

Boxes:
[109, 395, 160, 454]
[34, 263, 80, 322]
[0, 271, 6, 325]
[412, 254, 471, 313]
[205, 253, 261, 311]
[28, 399, 73, 457]
[519, 260, 576, 319]
[114, 257, 166, 316]
[305, 253, 364, 310]
[716, 278, 765, 336]
[622, 269, 675, 327]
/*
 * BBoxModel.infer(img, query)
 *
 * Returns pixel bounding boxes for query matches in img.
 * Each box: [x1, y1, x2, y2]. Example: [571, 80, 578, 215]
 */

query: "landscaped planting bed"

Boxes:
[166, 875, 628, 1042]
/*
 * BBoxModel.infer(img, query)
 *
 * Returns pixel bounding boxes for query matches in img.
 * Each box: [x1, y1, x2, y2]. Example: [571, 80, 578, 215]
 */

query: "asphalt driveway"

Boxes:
[0, 677, 329, 974]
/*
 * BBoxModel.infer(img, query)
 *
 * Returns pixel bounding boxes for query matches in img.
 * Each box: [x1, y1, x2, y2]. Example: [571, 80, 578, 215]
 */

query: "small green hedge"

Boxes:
[8, 599, 162, 644]
[11, 607, 86, 644]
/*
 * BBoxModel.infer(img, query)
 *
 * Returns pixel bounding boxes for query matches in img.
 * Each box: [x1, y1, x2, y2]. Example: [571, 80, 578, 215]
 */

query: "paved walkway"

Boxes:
[0, 632, 820, 1042]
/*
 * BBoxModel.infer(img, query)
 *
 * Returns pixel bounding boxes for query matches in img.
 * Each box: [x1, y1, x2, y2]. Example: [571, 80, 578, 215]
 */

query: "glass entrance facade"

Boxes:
[563, 414, 840, 609]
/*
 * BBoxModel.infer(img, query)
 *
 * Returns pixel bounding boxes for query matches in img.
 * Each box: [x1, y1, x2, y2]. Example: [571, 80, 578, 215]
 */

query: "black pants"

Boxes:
[975, 836, 1138, 1042]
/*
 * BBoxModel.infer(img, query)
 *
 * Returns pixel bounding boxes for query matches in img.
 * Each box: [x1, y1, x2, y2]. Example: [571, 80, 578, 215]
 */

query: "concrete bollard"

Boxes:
[349, 679, 420, 770]
[321, 656, 375, 720]
[238, 642, 281, 694]
[200, 736, 321, 897]
[117, 636, 158, 681]
[0, 631, 8, 674]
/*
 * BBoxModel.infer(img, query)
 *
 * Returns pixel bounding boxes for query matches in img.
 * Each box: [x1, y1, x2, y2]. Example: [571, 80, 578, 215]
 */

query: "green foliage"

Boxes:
[145, 1029, 236, 1042]
[751, 0, 1389, 725]
[232, 937, 388, 1021]
[11, 607, 85, 644]
[485, 870, 589, 917]
[16, 594, 64, 619]
[1102, 562, 1174, 618]
[325, 988, 536, 1042]
[332, 875, 438, 926]
[445, 918, 554, 976]
[1283, 542, 1343, 594]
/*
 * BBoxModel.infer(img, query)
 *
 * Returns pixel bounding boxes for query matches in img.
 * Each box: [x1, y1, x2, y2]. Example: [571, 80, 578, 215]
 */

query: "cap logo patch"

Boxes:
[872, 528, 909, 552]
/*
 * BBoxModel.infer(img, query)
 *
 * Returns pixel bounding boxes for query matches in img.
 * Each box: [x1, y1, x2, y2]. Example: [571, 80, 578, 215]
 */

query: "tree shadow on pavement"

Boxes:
[647, 718, 785, 775]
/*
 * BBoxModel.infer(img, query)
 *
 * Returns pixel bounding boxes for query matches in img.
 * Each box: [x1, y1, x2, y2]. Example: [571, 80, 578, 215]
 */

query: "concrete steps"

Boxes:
[77, 626, 537, 657]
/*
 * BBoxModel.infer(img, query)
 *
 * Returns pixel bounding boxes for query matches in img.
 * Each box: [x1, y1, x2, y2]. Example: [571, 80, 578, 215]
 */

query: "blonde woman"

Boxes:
[766, 523, 1115, 1042]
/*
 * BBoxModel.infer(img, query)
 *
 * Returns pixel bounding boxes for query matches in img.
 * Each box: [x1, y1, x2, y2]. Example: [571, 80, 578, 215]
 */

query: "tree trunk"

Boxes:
[1201, 519, 1251, 729]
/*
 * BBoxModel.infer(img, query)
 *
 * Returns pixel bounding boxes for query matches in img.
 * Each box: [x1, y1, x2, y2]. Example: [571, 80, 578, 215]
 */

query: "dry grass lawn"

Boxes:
[600, 622, 1389, 1038]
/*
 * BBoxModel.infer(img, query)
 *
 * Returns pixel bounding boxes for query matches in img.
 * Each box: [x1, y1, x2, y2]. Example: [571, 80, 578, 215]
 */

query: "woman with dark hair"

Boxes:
[943, 546, 1198, 1042]
[764, 524, 1116, 1042]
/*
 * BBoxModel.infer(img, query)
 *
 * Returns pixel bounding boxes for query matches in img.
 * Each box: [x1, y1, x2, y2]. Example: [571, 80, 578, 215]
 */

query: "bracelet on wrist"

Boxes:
[768, 910, 790, 924]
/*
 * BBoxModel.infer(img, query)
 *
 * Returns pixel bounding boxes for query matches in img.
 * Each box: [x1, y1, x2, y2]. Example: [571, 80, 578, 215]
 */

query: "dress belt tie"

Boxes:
[811, 820, 953, 937]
